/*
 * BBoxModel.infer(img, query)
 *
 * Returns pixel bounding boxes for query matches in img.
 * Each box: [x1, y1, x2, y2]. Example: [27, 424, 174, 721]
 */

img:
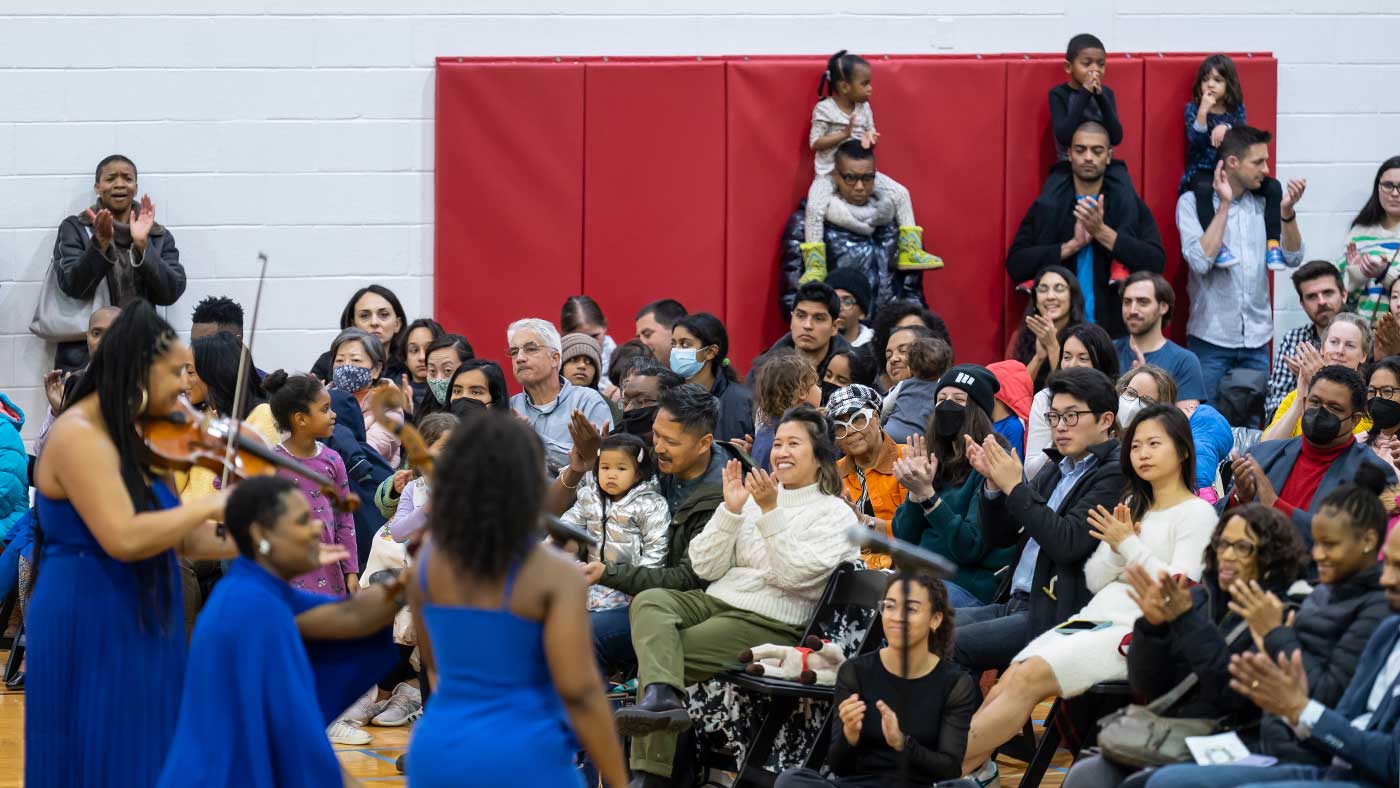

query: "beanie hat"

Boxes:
[560, 333, 602, 372]
[826, 383, 882, 419]
[935, 364, 999, 418]
[824, 267, 873, 316]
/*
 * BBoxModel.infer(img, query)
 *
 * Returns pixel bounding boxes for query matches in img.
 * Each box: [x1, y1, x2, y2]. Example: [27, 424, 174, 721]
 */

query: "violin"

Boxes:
[368, 385, 433, 480]
[143, 398, 360, 512]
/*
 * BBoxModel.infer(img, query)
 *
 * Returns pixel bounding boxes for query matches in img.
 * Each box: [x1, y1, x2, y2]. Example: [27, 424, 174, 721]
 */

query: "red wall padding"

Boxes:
[436, 54, 1276, 373]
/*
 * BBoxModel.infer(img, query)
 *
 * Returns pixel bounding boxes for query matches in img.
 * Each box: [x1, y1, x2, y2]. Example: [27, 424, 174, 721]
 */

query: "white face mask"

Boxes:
[1118, 395, 1144, 428]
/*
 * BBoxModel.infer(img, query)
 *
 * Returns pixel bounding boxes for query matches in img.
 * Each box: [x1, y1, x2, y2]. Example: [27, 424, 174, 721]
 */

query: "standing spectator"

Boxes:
[51, 155, 186, 370]
[561, 295, 620, 395]
[1114, 271, 1207, 405]
[1007, 266, 1087, 392]
[1336, 156, 1400, 320]
[1178, 126, 1307, 405]
[507, 318, 611, 476]
[1266, 261, 1345, 421]
[829, 384, 906, 571]
[670, 313, 754, 443]
[635, 299, 687, 364]
[826, 267, 876, 348]
[310, 285, 411, 384]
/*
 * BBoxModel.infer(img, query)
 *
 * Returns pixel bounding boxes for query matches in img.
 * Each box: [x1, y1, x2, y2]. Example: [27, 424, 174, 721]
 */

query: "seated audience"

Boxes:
[609, 338, 656, 394]
[987, 360, 1034, 456]
[311, 285, 411, 384]
[447, 359, 510, 413]
[775, 573, 976, 788]
[829, 384, 906, 570]
[561, 294, 619, 395]
[882, 337, 954, 445]
[1117, 365, 1233, 500]
[561, 333, 624, 429]
[1227, 365, 1397, 547]
[870, 304, 953, 390]
[1145, 501, 1400, 788]
[37, 305, 121, 456]
[614, 361, 684, 445]
[1062, 504, 1309, 788]
[823, 346, 878, 390]
[1178, 126, 1306, 405]
[959, 405, 1216, 777]
[670, 313, 754, 443]
[189, 295, 247, 342]
[1265, 313, 1373, 440]
[1114, 272, 1206, 404]
[880, 324, 932, 400]
[180, 332, 280, 499]
[399, 318, 445, 413]
[1336, 156, 1400, 319]
[1006, 122, 1166, 336]
[326, 328, 402, 468]
[764, 282, 850, 382]
[752, 352, 821, 471]
[417, 333, 474, 418]
[1007, 266, 1087, 391]
[635, 299, 687, 364]
[1267, 261, 1345, 420]
[51, 154, 186, 370]
[1365, 358, 1400, 464]
[826, 267, 876, 348]
[506, 318, 611, 476]
[891, 365, 1016, 607]
[614, 405, 858, 787]
[1025, 323, 1120, 480]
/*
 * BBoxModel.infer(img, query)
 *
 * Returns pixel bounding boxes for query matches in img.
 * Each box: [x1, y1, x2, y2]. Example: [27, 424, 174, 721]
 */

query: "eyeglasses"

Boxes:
[1035, 284, 1069, 295]
[1214, 538, 1257, 558]
[507, 343, 545, 359]
[1369, 386, 1400, 400]
[1120, 388, 1157, 406]
[833, 409, 875, 439]
[838, 172, 877, 185]
[1045, 410, 1095, 427]
[878, 599, 924, 614]
[838, 296, 859, 308]
[1379, 182, 1400, 196]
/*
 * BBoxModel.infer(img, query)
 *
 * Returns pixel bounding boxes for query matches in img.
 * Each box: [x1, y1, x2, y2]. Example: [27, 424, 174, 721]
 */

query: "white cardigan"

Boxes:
[689, 482, 860, 626]
[1076, 496, 1217, 625]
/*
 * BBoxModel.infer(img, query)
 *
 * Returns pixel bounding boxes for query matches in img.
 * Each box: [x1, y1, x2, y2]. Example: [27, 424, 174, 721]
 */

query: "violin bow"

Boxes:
[221, 251, 269, 490]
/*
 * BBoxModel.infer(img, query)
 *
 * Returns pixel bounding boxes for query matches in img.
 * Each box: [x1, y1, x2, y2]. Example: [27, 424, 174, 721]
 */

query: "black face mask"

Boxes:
[620, 405, 660, 439]
[449, 397, 487, 418]
[820, 381, 841, 406]
[933, 400, 966, 438]
[1301, 406, 1344, 445]
[1369, 397, 1400, 430]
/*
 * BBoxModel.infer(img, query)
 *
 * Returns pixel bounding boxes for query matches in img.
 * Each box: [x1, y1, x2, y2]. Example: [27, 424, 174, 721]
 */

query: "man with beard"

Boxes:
[1113, 271, 1207, 406]
[1267, 260, 1346, 421]
[1006, 121, 1165, 336]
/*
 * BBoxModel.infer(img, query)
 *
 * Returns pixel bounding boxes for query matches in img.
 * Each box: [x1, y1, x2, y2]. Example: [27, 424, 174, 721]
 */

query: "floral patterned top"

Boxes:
[273, 442, 359, 596]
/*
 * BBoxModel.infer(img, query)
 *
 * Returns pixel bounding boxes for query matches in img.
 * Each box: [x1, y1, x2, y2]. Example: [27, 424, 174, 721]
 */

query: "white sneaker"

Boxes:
[372, 682, 423, 727]
[326, 720, 372, 746]
[969, 759, 1000, 788]
[341, 687, 385, 725]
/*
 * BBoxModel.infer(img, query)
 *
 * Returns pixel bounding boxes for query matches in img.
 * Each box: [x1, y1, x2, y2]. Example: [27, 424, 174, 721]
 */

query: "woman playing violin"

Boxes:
[26, 300, 237, 788]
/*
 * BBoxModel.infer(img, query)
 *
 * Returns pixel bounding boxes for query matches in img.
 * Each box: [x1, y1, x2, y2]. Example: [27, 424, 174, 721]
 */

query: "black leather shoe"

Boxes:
[5, 672, 22, 691]
[394, 753, 405, 774]
[613, 683, 691, 737]
[628, 771, 673, 788]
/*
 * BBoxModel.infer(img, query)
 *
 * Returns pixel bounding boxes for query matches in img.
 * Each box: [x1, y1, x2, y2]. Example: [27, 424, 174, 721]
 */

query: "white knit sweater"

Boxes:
[689, 483, 860, 626]
[1077, 496, 1217, 625]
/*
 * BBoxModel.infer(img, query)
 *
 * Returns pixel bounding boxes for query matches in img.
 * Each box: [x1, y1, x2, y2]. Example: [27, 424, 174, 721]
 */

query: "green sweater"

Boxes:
[890, 471, 1015, 605]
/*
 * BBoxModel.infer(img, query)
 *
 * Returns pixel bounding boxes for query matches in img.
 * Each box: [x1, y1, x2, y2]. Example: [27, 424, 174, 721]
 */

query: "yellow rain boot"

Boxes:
[798, 242, 828, 284]
[896, 225, 944, 271]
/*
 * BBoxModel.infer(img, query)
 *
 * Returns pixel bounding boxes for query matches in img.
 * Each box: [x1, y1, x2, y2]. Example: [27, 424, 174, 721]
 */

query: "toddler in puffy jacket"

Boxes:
[0, 393, 27, 542]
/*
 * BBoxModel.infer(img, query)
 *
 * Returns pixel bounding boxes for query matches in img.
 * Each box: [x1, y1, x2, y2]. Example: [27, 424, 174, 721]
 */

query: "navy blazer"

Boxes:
[1232, 437, 1396, 548]
[1307, 615, 1400, 786]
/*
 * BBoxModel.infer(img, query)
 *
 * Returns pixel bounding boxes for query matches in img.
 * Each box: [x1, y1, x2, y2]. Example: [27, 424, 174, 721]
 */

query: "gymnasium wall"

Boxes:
[0, 2, 1396, 442]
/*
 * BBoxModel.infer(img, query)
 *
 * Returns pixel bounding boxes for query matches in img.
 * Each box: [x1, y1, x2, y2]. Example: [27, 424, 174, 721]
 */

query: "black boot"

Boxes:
[613, 683, 691, 737]
[627, 771, 673, 788]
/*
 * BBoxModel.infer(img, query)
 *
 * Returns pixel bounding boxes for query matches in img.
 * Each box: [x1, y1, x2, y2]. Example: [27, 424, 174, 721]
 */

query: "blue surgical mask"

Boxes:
[669, 348, 704, 379]
[332, 364, 372, 393]
[427, 378, 450, 404]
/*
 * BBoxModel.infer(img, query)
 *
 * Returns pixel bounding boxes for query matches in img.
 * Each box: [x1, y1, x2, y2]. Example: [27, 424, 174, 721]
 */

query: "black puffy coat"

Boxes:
[778, 203, 925, 321]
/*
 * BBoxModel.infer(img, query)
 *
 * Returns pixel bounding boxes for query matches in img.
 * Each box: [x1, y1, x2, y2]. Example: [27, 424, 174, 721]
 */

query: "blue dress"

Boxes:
[407, 547, 583, 787]
[156, 557, 397, 788]
[26, 481, 186, 788]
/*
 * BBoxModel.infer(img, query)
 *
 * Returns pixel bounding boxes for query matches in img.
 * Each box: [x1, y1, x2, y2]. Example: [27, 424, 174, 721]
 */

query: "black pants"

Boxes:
[1187, 171, 1283, 242]
[1061, 752, 1156, 788]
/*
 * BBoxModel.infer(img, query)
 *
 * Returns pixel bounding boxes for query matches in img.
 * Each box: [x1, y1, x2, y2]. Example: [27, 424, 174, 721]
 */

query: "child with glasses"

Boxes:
[797, 50, 942, 284]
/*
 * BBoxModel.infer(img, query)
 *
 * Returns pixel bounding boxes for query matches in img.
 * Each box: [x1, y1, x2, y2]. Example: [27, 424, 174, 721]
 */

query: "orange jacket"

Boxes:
[837, 432, 908, 570]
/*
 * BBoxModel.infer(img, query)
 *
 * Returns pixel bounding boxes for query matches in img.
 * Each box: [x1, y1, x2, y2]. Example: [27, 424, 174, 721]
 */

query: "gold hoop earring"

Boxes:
[138, 388, 149, 415]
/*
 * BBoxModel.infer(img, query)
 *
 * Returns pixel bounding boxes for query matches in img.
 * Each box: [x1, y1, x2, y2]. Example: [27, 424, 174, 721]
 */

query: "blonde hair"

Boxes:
[1322, 312, 1372, 361]
[755, 352, 819, 425]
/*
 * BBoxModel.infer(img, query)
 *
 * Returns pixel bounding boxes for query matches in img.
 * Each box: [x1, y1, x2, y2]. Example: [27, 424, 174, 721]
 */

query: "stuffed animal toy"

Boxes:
[737, 635, 845, 686]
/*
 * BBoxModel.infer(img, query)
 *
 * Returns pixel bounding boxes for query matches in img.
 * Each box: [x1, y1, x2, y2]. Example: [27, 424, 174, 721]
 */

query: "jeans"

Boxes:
[1145, 762, 1376, 788]
[944, 581, 981, 610]
[1187, 336, 1270, 408]
[951, 599, 1031, 675]
[591, 606, 636, 678]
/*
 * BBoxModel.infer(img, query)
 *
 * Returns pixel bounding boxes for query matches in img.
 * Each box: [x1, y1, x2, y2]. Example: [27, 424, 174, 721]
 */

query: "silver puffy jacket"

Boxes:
[561, 473, 670, 568]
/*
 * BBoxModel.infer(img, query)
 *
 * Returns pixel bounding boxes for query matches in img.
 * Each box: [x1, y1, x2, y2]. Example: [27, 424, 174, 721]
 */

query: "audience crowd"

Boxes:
[8, 34, 1400, 788]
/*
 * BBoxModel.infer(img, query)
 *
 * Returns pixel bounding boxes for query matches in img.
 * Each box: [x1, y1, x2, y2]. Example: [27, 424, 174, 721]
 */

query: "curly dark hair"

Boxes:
[224, 475, 298, 559]
[262, 370, 326, 433]
[1203, 504, 1308, 586]
[429, 409, 545, 580]
[884, 571, 956, 657]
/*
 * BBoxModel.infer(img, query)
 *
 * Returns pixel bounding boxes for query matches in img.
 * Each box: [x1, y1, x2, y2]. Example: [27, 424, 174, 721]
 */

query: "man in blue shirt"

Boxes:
[1114, 271, 1207, 406]
[507, 317, 612, 476]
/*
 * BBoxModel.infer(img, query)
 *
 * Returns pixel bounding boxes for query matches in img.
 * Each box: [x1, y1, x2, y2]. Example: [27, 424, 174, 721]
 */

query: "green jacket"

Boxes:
[890, 470, 1015, 605]
[598, 458, 727, 597]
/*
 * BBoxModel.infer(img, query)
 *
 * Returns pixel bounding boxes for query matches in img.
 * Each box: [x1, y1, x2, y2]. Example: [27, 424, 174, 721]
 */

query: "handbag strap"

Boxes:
[1142, 618, 1251, 715]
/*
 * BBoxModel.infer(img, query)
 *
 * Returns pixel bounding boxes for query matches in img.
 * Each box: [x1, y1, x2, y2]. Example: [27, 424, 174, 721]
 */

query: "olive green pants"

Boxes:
[628, 588, 803, 777]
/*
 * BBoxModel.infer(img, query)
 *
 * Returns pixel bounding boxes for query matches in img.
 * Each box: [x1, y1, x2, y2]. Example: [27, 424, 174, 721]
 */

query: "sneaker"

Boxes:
[969, 759, 1000, 788]
[341, 687, 384, 725]
[326, 720, 372, 746]
[1265, 241, 1287, 270]
[372, 682, 423, 727]
[1215, 244, 1239, 268]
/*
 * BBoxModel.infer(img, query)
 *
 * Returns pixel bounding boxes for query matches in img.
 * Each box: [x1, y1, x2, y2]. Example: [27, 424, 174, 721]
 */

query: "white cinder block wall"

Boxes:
[1, 2, 1396, 442]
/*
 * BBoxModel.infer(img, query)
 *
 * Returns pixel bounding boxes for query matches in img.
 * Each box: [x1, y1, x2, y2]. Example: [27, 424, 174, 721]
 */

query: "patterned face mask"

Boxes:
[331, 364, 372, 393]
[427, 378, 451, 404]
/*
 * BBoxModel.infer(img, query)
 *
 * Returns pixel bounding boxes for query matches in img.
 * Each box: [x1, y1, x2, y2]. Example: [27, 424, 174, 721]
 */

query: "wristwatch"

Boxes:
[917, 494, 940, 515]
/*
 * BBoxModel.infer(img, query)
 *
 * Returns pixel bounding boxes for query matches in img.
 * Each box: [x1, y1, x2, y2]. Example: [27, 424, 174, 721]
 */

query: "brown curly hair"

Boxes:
[1202, 504, 1308, 586]
[885, 571, 956, 657]
[754, 350, 818, 425]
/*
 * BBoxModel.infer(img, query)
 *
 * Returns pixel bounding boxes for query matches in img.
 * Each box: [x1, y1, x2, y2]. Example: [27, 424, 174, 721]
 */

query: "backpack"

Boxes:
[1216, 368, 1268, 430]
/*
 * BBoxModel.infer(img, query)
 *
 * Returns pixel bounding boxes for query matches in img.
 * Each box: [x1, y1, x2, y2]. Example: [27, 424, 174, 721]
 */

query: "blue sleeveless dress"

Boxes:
[407, 548, 582, 787]
[26, 481, 187, 788]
